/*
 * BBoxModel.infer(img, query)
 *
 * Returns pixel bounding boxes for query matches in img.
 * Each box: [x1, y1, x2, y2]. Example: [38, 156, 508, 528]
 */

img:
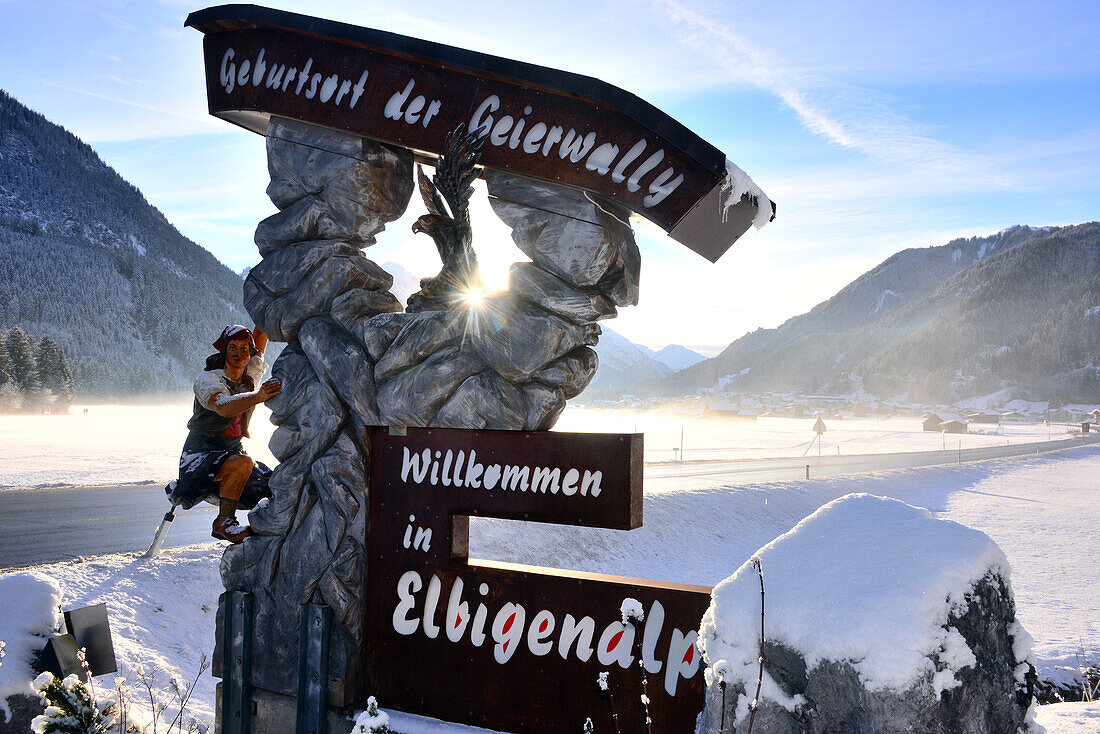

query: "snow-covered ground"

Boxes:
[0, 404, 1080, 487]
[2, 446, 1097, 731]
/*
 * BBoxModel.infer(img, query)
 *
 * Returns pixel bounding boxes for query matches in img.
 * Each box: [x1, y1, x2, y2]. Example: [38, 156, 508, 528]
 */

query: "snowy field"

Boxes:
[1, 445, 1097, 732]
[0, 403, 1081, 487]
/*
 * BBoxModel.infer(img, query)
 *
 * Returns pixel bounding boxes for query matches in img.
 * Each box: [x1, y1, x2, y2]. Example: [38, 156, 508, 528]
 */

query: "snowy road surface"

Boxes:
[2, 435, 1095, 568]
[1, 445, 1097, 732]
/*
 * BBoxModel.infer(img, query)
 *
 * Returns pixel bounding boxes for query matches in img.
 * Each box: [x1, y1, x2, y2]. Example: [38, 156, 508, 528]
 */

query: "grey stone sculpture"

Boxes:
[697, 571, 1041, 734]
[218, 117, 639, 704]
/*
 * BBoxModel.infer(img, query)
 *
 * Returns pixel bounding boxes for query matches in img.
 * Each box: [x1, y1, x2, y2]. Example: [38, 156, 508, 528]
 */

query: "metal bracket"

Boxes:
[221, 591, 253, 734]
[296, 603, 332, 734]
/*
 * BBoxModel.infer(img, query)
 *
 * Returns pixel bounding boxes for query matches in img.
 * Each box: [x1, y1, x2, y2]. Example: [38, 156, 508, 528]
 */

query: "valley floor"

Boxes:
[1, 445, 1097, 732]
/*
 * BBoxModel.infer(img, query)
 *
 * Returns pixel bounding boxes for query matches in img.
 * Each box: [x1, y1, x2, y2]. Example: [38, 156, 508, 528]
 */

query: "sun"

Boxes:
[462, 285, 487, 309]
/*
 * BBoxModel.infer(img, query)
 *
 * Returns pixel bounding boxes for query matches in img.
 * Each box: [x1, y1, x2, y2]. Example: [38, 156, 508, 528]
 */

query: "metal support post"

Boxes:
[296, 603, 332, 734]
[221, 591, 254, 734]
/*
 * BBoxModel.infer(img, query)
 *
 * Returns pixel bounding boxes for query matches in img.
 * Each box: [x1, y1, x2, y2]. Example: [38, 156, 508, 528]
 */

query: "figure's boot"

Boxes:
[212, 515, 253, 543]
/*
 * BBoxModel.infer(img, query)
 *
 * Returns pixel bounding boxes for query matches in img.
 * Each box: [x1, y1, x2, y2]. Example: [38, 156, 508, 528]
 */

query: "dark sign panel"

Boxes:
[364, 427, 711, 733]
[186, 4, 770, 262]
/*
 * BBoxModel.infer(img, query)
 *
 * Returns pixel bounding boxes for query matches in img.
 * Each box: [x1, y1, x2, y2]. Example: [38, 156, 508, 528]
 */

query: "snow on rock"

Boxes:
[696, 493, 1040, 733]
[0, 571, 61, 722]
[720, 159, 773, 230]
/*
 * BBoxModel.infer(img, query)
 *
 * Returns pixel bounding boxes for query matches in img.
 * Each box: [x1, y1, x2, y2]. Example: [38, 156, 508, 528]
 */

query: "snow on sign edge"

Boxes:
[696, 492, 1030, 722]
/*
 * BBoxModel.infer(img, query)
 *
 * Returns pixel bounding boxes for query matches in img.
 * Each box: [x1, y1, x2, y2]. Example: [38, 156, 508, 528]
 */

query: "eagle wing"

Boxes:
[416, 164, 449, 218]
[433, 124, 487, 229]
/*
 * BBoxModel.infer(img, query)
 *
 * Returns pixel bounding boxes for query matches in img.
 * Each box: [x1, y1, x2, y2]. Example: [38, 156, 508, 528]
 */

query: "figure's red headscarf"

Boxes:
[212, 325, 257, 355]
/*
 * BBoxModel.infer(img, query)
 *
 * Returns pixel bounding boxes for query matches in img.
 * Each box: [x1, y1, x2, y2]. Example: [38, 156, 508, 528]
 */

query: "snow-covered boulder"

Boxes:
[0, 571, 61, 732]
[696, 493, 1041, 734]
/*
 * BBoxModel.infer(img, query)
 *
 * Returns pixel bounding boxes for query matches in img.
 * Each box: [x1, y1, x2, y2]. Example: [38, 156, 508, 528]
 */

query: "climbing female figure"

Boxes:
[165, 325, 281, 543]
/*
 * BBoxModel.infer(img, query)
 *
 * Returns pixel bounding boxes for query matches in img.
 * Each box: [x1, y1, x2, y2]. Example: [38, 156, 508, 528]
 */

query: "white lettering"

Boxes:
[319, 73, 339, 102]
[400, 447, 431, 484]
[445, 577, 469, 643]
[251, 49, 266, 87]
[219, 48, 236, 94]
[597, 621, 635, 668]
[490, 115, 513, 146]
[483, 464, 501, 490]
[561, 468, 580, 496]
[559, 130, 597, 163]
[422, 99, 442, 128]
[265, 63, 285, 90]
[541, 125, 564, 156]
[581, 470, 603, 497]
[470, 583, 490, 647]
[612, 139, 646, 183]
[441, 449, 453, 487]
[558, 614, 595, 662]
[422, 574, 442, 639]
[469, 95, 499, 135]
[522, 122, 547, 154]
[644, 168, 684, 207]
[526, 610, 556, 656]
[392, 570, 422, 635]
[305, 72, 322, 99]
[586, 142, 619, 175]
[491, 603, 525, 664]
[664, 628, 699, 696]
[237, 59, 251, 87]
[452, 450, 465, 486]
[294, 58, 313, 95]
[641, 601, 665, 674]
[627, 149, 665, 193]
[501, 465, 529, 492]
[464, 451, 483, 488]
[531, 466, 561, 494]
[348, 70, 369, 109]
[404, 94, 426, 124]
[389, 79, 418, 120]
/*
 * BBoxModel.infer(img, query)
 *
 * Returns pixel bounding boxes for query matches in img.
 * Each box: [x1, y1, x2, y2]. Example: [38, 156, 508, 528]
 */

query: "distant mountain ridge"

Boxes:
[0, 90, 251, 396]
[650, 224, 1100, 404]
[648, 344, 707, 371]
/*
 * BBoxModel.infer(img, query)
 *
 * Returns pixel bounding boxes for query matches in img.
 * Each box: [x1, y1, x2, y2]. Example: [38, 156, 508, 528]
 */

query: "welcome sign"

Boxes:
[364, 427, 711, 733]
[186, 4, 769, 262]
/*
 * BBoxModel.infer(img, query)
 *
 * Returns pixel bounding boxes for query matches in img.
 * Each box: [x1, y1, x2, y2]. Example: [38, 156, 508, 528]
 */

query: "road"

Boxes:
[2, 433, 1095, 569]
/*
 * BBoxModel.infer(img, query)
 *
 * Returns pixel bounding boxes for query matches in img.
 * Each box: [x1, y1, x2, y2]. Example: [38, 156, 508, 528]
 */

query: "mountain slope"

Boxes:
[0, 90, 250, 396]
[652, 224, 1100, 404]
[652, 344, 707, 371]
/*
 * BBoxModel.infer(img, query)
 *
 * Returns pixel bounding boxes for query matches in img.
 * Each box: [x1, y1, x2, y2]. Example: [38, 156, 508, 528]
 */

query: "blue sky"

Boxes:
[1, 0, 1098, 354]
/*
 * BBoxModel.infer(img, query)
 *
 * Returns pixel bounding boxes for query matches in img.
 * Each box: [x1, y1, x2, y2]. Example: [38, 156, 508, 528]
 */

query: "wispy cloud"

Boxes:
[89, 51, 122, 63]
[653, 0, 1015, 189]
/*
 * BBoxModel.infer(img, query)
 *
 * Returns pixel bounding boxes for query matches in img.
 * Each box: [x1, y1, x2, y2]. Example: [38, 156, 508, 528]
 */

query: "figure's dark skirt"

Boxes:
[165, 433, 272, 510]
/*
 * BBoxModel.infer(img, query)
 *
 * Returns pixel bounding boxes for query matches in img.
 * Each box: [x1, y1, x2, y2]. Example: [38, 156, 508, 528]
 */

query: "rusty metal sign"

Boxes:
[186, 4, 771, 262]
[363, 426, 711, 733]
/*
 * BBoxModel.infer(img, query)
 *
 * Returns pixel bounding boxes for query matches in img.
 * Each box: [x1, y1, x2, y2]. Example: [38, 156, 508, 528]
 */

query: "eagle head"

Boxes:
[412, 213, 451, 237]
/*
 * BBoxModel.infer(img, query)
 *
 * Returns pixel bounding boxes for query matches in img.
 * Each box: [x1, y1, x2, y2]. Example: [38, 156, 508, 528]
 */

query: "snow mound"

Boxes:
[0, 571, 62, 722]
[699, 493, 1014, 703]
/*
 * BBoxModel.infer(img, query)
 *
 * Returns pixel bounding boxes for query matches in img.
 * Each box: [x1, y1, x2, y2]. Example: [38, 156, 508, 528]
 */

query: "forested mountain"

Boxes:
[0, 90, 250, 397]
[650, 223, 1100, 404]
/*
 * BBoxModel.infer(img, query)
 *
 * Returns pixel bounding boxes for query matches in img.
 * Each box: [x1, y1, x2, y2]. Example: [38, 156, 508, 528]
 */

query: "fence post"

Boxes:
[296, 603, 332, 734]
[222, 590, 253, 734]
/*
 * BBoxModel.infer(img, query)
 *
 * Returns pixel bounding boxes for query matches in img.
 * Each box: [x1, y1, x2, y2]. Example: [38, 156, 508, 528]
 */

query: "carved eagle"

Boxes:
[411, 123, 487, 301]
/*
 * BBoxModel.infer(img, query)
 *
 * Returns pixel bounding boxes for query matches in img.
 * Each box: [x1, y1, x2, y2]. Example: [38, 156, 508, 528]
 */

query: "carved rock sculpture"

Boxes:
[219, 118, 640, 702]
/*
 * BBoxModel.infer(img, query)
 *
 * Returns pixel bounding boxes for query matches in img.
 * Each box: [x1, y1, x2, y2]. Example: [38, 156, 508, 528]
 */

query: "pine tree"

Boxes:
[36, 334, 75, 412]
[4, 326, 41, 411]
[0, 337, 10, 387]
[0, 339, 17, 412]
